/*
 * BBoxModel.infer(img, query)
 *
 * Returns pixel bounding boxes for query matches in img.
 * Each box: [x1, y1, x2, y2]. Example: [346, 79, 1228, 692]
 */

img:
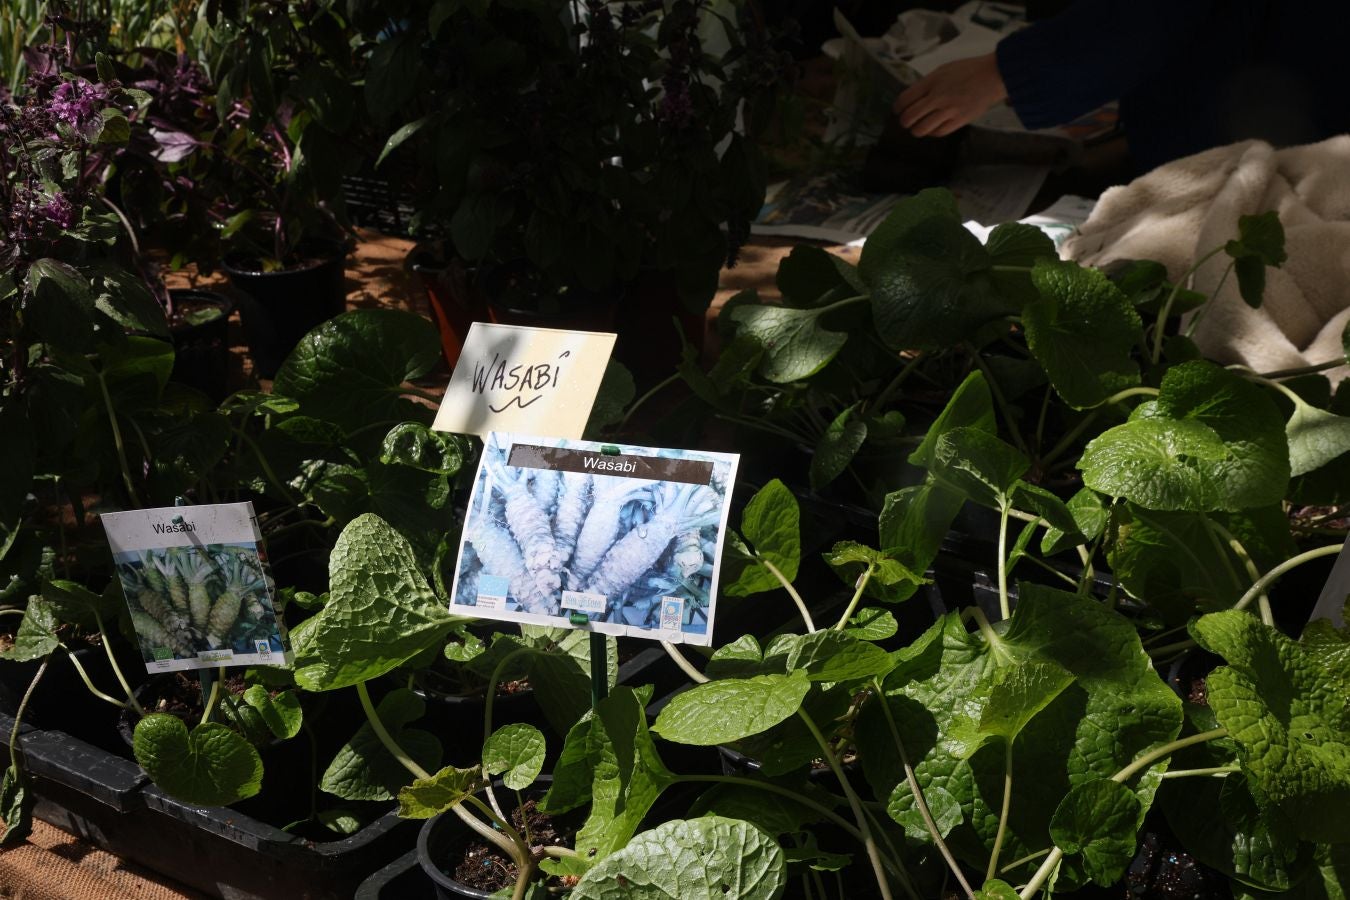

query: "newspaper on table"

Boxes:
[102, 502, 291, 672]
[451, 433, 738, 646]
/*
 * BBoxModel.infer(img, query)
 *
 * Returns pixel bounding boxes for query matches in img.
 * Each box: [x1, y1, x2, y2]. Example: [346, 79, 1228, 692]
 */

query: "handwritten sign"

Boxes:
[432, 323, 616, 439]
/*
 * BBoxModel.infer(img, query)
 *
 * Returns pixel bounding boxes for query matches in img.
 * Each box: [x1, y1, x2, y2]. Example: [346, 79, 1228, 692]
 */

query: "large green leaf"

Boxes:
[728, 303, 848, 383]
[1023, 259, 1142, 409]
[763, 630, 895, 684]
[932, 426, 1029, 510]
[320, 688, 442, 801]
[723, 480, 800, 597]
[1049, 779, 1143, 885]
[908, 371, 996, 470]
[482, 723, 546, 791]
[0, 766, 32, 846]
[396, 764, 482, 819]
[133, 715, 263, 806]
[859, 188, 1006, 351]
[1191, 611, 1350, 844]
[550, 685, 676, 861]
[0, 597, 58, 662]
[467, 627, 611, 737]
[1285, 398, 1350, 478]
[947, 660, 1076, 758]
[572, 817, 786, 900]
[775, 245, 861, 307]
[273, 310, 442, 432]
[864, 586, 1182, 886]
[653, 672, 811, 746]
[810, 404, 867, 491]
[380, 422, 469, 476]
[293, 514, 458, 691]
[25, 259, 95, 351]
[1080, 361, 1289, 511]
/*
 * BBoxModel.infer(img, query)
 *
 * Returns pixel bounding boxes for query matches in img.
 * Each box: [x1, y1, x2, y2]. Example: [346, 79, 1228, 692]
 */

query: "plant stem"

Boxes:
[236, 428, 302, 506]
[797, 710, 898, 900]
[833, 565, 874, 631]
[872, 679, 974, 900]
[1234, 544, 1343, 612]
[661, 641, 707, 684]
[96, 372, 141, 507]
[986, 742, 1014, 882]
[1209, 522, 1272, 626]
[1111, 728, 1228, 785]
[1249, 358, 1347, 380]
[997, 502, 1012, 620]
[869, 352, 925, 414]
[59, 645, 129, 709]
[1151, 245, 1224, 364]
[1159, 765, 1239, 779]
[713, 412, 812, 445]
[200, 668, 224, 726]
[1183, 258, 1236, 340]
[763, 558, 815, 632]
[618, 373, 679, 431]
[356, 682, 430, 779]
[92, 611, 144, 716]
[10, 656, 49, 774]
[482, 648, 531, 823]
[818, 294, 869, 315]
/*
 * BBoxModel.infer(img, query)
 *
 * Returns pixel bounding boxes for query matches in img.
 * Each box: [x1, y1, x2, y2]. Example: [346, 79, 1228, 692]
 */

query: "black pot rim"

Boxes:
[221, 237, 348, 277]
[416, 778, 554, 899]
[167, 288, 235, 335]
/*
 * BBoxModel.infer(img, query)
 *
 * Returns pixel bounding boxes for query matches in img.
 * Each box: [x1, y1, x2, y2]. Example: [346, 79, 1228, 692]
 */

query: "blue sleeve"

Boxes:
[995, 0, 1220, 129]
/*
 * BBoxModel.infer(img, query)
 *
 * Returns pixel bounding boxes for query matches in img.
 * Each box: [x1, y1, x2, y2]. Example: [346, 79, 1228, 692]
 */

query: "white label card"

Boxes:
[450, 432, 739, 646]
[432, 322, 617, 439]
[1310, 538, 1350, 629]
[100, 502, 293, 672]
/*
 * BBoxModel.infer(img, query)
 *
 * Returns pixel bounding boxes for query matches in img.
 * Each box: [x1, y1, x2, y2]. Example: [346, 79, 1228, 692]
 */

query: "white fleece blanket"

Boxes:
[1062, 136, 1350, 382]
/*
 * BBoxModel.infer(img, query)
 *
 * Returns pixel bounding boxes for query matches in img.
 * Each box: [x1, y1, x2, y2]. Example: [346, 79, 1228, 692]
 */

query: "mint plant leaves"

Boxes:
[1191, 611, 1350, 844]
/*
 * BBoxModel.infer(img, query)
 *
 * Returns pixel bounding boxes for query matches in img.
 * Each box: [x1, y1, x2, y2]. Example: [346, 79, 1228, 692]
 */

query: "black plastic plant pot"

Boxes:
[222, 238, 348, 379]
[167, 288, 235, 402]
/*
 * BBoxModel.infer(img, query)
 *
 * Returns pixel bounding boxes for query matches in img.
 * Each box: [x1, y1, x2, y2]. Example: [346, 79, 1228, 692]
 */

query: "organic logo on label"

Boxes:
[660, 597, 683, 632]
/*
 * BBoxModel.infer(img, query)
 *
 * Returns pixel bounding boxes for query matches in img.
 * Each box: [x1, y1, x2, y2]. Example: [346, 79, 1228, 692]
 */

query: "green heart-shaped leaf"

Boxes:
[1050, 779, 1142, 886]
[652, 672, 810, 746]
[483, 723, 546, 791]
[133, 714, 263, 806]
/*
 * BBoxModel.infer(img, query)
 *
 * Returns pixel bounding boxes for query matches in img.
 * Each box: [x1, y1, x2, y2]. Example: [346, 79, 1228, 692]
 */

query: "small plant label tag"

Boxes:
[451, 432, 739, 645]
[432, 322, 617, 439]
[100, 502, 293, 672]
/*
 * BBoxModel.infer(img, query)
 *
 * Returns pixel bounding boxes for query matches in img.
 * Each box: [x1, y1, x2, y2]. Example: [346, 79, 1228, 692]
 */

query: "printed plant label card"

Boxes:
[432, 322, 617, 439]
[1310, 537, 1350, 628]
[101, 502, 292, 672]
[451, 432, 739, 645]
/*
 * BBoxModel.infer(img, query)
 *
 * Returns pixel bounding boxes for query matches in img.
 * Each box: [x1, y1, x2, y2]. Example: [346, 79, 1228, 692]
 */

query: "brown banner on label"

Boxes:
[507, 444, 713, 485]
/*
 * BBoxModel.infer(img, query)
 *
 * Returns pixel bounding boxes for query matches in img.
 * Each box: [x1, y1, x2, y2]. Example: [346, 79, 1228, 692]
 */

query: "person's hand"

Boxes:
[894, 52, 1008, 137]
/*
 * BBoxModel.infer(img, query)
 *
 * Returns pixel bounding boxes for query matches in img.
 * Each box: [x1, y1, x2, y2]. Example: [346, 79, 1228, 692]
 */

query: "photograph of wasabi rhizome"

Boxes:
[455, 435, 730, 637]
[114, 542, 283, 663]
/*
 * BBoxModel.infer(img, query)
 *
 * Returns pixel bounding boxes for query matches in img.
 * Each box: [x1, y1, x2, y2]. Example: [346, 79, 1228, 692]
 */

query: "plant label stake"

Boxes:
[448, 431, 739, 647]
[1309, 537, 1350, 629]
[100, 500, 293, 673]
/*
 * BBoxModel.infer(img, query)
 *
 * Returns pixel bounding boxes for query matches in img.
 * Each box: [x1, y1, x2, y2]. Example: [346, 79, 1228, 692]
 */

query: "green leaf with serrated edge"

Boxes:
[539, 713, 597, 816]
[241, 686, 302, 740]
[1228, 211, 1287, 267]
[653, 671, 811, 746]
[932, 427, 1029, 510]
[909, 370, 996, 469]
[887, 782, 963, 841]
[1081, 361, 1290, 512]
[1190, 611, 1350, 844]
[860, 188, 1007, 351]
[26, 259, 96, 351]
[864, 586, 1181, 886]
[273, 310, 442, 433]
[764, 631, 895, 683]
[482, 723, 545, 791]
[1023, 259, 1142, 409]
[728, 303, 848, 383]
[1050, 779, 1142, 886]
[570, 685, 676, 861]
[844, 608, 897, 641]
[810, 404, 867, 491]
[1107, 505, 1247, 623]
[1042, 488, 1108, 555]
[974, 880, 1020, 900]
[985, 222, 1056, 267]
[572, 817, 786, 900]
[1010, 482, 1080, 537]
[704, 635, 766, 680]
[823, 541, 925, 597]
[320, 688, 443, 801]
[1285, 397, 1350, 477]
[0, 766, 32, 846]
[396, 764, 483, 819]
[133, 715, 262, 806]
[948, 660, 1076, 759]
[1, 597, 57, 662]
[379, 423, 468, 476]
[294, 515, 458, 691]
[729, 683, 853, 777]
[723, 480, 800, 597]
[878, 481, 964, 598]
